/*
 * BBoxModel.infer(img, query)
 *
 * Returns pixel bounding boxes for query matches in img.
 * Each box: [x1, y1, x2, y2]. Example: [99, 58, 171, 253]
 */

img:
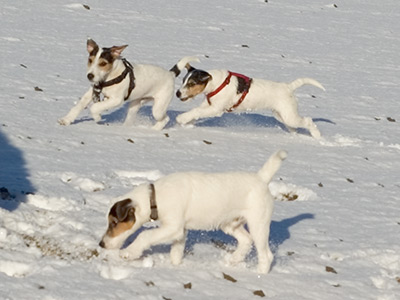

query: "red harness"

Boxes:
[206, 71, 252, 112]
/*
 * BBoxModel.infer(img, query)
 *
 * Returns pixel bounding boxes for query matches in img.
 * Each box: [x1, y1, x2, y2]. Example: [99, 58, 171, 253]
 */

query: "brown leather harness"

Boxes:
[92, 58, 135, 103]
[149, 183, 158, 221]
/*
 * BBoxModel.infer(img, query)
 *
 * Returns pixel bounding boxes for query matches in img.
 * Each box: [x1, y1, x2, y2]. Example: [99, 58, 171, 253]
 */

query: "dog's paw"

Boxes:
[256, 263, 271, 274]
[310, 128, 321, 139]
[58, 118, 71, 126]
[175, 114, 185, 124]
[120, 249, 131, 260]
[120, 248, 142, 260]
[89, 107, 102, 123]
[224, 253, 243, 266]
[176, 113, 192, 125]
[91, 114, 101, 123]
[176, 114, 196, 125]
[152, 116, 169, 131]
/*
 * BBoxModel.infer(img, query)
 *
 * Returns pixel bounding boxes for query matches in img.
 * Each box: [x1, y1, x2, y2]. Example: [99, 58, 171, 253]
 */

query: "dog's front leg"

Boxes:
[90, 96, 124, 123]
[177, 103, 224, 125]
[120, 225, 184, 261]
[58, 88, 93, 125]
[170, 230, 187, 265]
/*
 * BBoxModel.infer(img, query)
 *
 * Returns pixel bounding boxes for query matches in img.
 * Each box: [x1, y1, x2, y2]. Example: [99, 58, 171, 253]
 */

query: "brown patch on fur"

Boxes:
[106, 216, 135, 238]
[236, 76, 252, 94]
[87, 39, 99, 56]
[87, 55, 96, 67]
[98, 58, 113, 72]
[92, 57, 112, 73]
[105, 198, 136, 238]
[110, 45, 128, 59]
[184, 83, 207, 100]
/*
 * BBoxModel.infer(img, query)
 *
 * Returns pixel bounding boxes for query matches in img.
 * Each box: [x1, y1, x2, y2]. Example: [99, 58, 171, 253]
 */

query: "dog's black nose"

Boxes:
[176, 90, 181, 98]
[87, 73, 94, 81]
[99, 240, 105, 248]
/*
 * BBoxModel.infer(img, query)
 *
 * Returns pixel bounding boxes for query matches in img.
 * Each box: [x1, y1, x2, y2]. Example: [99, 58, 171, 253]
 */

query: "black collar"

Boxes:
[92, 58, 135, 102]
[149, 183, 158, 221]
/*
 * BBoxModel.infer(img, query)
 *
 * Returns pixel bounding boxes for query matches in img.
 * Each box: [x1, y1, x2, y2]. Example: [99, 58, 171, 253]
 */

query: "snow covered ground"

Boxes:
[1, 0, 399, 299]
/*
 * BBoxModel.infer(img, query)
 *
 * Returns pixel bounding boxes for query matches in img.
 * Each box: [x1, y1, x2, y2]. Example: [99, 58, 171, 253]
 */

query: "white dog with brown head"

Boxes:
[176, 60, 325, 138]
[99, 150, 287, 274]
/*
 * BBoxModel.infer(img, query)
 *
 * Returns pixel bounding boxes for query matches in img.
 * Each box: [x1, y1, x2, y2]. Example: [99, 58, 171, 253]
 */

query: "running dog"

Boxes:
[176, 60, 325, 138]
[99, 150, 287, 273]
[58, 39, 198, 130]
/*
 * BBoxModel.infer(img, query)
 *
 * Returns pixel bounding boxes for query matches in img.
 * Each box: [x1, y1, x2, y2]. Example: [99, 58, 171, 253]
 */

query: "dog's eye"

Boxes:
[186, 81, 196, 88]
[110, 220, 118, 228]
[88, 58, 93, 64]
[99, 61, 107, 67]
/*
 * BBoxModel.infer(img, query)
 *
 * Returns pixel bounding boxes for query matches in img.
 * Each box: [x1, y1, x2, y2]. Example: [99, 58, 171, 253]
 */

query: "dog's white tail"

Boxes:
[170, 56, 200, 77]
[257, 150, 287, 184]
[288, 78, 326, 92]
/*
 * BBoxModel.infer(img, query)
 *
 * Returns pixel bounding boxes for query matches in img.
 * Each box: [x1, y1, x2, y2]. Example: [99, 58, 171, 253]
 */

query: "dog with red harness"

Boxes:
[176, 59, 325, 138]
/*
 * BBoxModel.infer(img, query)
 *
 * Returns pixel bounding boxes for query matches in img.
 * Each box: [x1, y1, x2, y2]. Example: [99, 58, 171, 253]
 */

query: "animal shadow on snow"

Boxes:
[78, 107, 281, 130]
[123, 213, 314, 265]
[101, 105, 176, 128]
[0, 130, 36, 211]
[76, 105, 334, 133]
[137, 106, 335, 131]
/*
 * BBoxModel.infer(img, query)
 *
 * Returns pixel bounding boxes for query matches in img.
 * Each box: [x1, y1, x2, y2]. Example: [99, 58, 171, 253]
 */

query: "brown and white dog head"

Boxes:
[86, 39, 128, 84]
[176, 64, 212, 101]
[99, 198, 136, 249]
[99, 183, 154, 249]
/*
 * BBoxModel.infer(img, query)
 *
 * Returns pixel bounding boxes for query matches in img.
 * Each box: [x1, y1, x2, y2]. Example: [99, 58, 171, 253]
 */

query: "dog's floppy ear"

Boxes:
[110, 45, 128, 59]
[200, 72, 212, 83]
[112, 198, 134, 221]
[194, 70, 212, 84]
[87, 39, 99, 54]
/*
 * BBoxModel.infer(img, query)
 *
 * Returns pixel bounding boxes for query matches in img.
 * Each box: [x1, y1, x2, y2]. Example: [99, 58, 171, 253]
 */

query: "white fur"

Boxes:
[58, 50, 197, 130]
[101, 150, 287, 273]
[177, 68, 325, 138]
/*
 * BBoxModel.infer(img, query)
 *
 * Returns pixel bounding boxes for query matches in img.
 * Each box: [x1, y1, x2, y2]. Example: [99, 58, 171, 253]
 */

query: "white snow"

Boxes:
[1, 0, 399, 299]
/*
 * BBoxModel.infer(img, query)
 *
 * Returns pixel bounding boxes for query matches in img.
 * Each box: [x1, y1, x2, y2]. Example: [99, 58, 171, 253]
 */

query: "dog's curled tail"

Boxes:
[257, 150, 287, 184]
[170, 56, 200, 77]
[289, 78, 326, 92]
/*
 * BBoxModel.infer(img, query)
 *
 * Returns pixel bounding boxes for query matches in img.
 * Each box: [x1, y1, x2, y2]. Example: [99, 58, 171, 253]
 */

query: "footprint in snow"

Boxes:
[269, 181, 317, 201]
[0, 260, 33, 278]
[60, 172, 105, 192]
[114, 170, 163, 181]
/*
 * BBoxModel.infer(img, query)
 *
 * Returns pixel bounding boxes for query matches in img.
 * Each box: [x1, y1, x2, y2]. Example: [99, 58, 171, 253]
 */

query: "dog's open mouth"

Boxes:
[180, 96, 192, 102]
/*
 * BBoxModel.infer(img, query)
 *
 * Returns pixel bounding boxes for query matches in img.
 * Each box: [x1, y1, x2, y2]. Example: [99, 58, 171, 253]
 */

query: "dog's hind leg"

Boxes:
[283, 115, 320, 138]
[273, 111, 296, 133]
[303, 117, 321, 139]
[90, 96, 124, 122]
[222, 223, 252, 265]
[247, 215, 273, 274]
[277, 104, 321, 138]
[170, 229, 187, 265]
[123, 100, 141, 126]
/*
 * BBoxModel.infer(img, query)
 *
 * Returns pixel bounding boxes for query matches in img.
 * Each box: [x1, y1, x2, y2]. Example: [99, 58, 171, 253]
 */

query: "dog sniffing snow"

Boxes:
[99, 150, 287, 274]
